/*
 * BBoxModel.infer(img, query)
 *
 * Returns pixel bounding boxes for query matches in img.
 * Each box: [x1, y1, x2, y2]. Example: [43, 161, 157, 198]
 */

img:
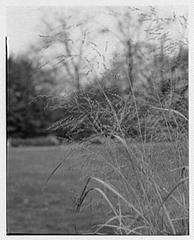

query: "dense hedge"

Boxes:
[9, 136, 60, 147]
[7, 56, 56, 138]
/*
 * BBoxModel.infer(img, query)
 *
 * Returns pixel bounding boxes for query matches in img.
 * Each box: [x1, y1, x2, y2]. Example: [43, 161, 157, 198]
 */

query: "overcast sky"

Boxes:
[6, 7, 42, 55]
[6, 6, 188, 56]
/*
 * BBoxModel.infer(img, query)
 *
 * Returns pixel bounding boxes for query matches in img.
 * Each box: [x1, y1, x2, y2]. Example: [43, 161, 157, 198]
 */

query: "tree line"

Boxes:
[7, 45, 188, 142]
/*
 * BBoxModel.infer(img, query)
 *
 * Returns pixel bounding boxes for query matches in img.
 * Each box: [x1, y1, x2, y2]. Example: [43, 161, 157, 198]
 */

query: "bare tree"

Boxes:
[37, 8, 95, 92]
[98, 7, 188, 93]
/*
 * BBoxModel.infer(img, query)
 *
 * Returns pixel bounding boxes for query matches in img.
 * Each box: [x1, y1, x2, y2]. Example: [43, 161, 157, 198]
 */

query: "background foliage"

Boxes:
[7, 56, 56, 138]
[7, 7, 188, 143]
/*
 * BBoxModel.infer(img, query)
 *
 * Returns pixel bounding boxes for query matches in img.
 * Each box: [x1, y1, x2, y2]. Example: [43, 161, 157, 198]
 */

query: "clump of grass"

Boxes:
[44, 7, 188, 234]
[74, 86, 188, 235]
[45, 80, 188, 235]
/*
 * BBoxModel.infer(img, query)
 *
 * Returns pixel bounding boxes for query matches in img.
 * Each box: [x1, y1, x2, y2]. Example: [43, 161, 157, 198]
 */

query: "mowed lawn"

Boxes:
[7, 144, 108, 234]
[7, 141, 188, 234]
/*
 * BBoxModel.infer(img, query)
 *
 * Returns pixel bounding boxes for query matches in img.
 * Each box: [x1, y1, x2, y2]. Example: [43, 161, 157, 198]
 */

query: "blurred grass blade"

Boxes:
[93, 188, 119, 217]
[76, 177, 92, 211]
[113, 134, 128, 149]
[76, 188, 94, 212]
[150, 106, 188, 121]
[154, 181, 176, 234]
[43, 151, 72, 188]
[91, 177, 148, 224]
[76, 186, 118, 217]
[127, 225, 151, 235]
[158, 177, 189, 212]
[44, 161, 63, 188]
[94, 214, 136, 234]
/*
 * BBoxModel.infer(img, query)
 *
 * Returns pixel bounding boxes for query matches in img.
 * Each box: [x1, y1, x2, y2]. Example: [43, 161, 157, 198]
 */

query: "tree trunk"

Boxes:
[74, 65, 80, 91]
[127, 39, 134, 89]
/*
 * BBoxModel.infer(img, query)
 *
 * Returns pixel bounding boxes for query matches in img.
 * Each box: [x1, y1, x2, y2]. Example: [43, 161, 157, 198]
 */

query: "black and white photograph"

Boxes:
[2, 0, 192, 237]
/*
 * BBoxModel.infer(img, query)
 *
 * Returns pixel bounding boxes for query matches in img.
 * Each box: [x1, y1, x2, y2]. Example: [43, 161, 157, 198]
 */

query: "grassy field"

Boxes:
[7, 140, 188, 235]
[7, 145, 106, 234]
